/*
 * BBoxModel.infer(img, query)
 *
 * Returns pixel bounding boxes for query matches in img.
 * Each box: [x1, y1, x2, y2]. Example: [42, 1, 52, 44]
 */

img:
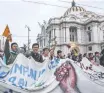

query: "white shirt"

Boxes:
[42, 55, 49, 61]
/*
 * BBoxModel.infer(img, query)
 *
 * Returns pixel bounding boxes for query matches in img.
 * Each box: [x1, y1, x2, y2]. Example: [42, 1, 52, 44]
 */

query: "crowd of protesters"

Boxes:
[0, 34, 104, 67]
[67, 51, 104, 67]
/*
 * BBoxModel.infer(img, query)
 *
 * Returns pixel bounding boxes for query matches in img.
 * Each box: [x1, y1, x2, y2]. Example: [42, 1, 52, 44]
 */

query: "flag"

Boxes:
[2, 25, 12, 42]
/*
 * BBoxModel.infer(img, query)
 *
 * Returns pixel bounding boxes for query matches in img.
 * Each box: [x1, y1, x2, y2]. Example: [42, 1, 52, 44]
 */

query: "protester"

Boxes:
[83, 53, 87, 58]
[67, 53, 71, 59]
[19, 47, 26, 54]
[49, 42, 57, 60]
[63, 55, 66, 59]
[50, 48, 55, 60]
[4, 35, 19, 65]
[42, 48, 50, 60]
[88, 53, 93, 61]
[94, 52, 100, 64]
[29, 43, 43, 63]
[57, 50, 63, 59]
[100, 49, 104, 66]
[88, 53, 99, 66]
[77, 53, 82, 62]
[71, 50, 77, 61]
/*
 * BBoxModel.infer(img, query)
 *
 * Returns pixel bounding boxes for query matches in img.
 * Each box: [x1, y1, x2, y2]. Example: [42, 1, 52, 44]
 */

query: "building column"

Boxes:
[66, 27, 70, 43]
[74, 28, 77, 42]
[92, 23, 99, 43]
[63, 27, 66, 43]
[60, 27, 64, 44]
[55, 28, 60, 44]
[77, 28, 81, 43]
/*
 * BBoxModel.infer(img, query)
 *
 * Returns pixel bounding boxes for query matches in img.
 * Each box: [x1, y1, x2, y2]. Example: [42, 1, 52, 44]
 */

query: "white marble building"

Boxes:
[37, 0, 104, 55]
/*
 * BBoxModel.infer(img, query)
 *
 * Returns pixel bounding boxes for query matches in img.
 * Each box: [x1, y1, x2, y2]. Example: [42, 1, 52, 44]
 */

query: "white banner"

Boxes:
[0, 54, 64, 93]
[0, 54, 104, 93]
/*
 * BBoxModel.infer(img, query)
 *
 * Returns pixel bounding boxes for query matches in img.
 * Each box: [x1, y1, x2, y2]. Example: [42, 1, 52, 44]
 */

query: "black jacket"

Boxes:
[30, 52, 43, 63]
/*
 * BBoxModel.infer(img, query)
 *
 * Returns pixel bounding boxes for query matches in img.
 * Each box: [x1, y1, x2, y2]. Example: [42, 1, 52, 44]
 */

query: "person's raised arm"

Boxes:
[4, 34, 11, 64]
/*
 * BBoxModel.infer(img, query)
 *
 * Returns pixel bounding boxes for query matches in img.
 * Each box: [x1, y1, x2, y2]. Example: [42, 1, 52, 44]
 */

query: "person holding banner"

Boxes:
[56, 50, 63, 59]
[2, 25, 19, 65]
[49, 41, 57, 60]
[42, 48, 50, 60]
[100, 49, 104, 66]
[94, 52, 100, 65]
[29, 43, 44, 63]
[4, 34, 19, 65]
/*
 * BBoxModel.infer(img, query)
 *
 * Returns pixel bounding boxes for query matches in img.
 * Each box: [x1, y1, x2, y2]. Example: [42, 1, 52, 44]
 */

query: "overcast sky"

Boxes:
[0, 0, 104, 47]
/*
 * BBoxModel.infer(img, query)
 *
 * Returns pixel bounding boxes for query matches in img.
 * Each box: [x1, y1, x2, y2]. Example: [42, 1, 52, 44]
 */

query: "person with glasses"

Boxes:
[29, 43, 43, 63]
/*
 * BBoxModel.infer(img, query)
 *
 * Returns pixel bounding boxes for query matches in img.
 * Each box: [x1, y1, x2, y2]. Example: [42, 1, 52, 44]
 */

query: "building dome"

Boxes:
[70, 6, 86, 13]
[64, 0, 86, 16]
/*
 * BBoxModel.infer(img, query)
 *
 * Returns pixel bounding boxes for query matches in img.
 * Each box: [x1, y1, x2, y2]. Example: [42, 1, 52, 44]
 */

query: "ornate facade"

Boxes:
[37, 0, 104, 55]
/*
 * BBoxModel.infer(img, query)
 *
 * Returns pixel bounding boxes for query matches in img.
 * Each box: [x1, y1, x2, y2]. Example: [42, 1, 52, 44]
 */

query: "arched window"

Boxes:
[49, 31, 51, 42]
[69, 27, 77, 42]
[87, 26, 92, 42]
[54, 29, 56, 38]
[88, 32, 91, 42]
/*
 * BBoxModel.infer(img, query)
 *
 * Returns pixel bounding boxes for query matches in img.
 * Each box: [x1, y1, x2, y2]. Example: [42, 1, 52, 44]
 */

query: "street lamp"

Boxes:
[25, 25, 31, 50]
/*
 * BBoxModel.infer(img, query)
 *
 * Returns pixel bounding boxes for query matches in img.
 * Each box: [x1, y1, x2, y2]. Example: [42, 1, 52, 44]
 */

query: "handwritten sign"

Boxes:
[0, 54, 61, 91]
[0, 55, 104, 93]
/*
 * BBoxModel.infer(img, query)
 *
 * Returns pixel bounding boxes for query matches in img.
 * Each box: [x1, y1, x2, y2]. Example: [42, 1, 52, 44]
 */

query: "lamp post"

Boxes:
[25, 25, 31, 50]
